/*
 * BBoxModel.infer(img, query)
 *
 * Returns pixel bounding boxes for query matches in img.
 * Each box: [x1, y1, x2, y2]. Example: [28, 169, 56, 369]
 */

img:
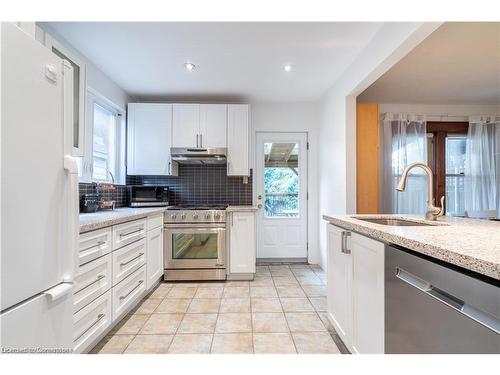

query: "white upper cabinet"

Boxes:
[172, 103, 227, 148]
[227, 104, 250, 176]
[127, 103, 177, 176]
[229, 211, 256, 274]
[172, 103, 200, 148]
[199, 104, 227, 148]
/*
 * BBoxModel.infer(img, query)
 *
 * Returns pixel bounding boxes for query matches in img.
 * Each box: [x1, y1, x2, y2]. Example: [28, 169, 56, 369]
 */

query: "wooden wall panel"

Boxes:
[356, 104, 380, 214]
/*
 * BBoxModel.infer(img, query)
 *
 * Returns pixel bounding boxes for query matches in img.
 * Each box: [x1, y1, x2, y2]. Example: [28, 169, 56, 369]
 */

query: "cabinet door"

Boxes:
[351, 233, 384, 354]
[146, 226, 164, 290]
[127, 103, 175, 175]
[229, 212, 256, 274]
[199, 104, 227, 148]
[227, 104, 249, 176]
[172, 103, 200, 148]
[326, 224, 352, 348]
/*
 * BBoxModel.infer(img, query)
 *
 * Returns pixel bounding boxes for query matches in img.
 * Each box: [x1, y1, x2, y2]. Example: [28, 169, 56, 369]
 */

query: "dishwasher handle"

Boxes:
[396, 267, 500, 334]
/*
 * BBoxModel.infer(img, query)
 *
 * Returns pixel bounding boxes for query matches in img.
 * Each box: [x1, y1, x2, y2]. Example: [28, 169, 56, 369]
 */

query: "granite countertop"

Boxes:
[226, 205, 259, 212]
[80, 207, 167, 233]
[322, 214, 500, 280]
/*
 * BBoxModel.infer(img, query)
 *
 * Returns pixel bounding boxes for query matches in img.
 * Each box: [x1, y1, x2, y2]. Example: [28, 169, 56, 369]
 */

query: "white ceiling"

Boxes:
[358, 22, 500, 105]
[45, 22, 383, 101]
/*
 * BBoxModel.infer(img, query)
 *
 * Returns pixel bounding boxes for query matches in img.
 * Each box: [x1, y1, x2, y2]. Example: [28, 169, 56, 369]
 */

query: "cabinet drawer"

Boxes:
[147, 213, 163, 230]
[112, 238, 147, 286]
[74, 254, 112, 313]
[78, 227, 112, 266]
[112, 265, 146, 321]
[112, 218, 146, 249]
[73, 290, 112, 354]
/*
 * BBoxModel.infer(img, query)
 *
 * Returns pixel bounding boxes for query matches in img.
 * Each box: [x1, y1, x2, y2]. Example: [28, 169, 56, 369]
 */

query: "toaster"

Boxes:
[80, 193, 100, 213]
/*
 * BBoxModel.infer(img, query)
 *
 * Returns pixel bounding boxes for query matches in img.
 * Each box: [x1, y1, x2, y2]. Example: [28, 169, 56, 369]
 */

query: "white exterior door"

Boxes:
[255, 132, 308, 260]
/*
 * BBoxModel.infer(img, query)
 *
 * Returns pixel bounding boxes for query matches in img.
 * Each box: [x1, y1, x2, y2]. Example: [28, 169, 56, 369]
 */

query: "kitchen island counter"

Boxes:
[322, 214, 500, 281]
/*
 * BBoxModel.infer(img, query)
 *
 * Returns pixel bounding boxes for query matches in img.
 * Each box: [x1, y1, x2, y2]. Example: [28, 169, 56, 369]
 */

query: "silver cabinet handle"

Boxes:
[75, 313, 105, 342]
[200, 134, 203, 148]
[78, 274, 106, 294]
[120, 280, 144, 300]
[120, 228, 143, 237]
[81, 240, 106, 252]
[341, 231, 351, 254]
[120, 252, 144, 266]
[196, 134, 199, 148]
[396, 267, 500, 334]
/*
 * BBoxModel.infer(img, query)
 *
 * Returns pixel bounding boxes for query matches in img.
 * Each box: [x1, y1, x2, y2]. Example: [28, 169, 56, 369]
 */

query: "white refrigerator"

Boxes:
[0, 23, 79, 352]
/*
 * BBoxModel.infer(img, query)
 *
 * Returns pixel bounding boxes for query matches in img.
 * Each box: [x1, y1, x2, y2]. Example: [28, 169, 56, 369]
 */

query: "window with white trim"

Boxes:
[77, 89, 125, 184]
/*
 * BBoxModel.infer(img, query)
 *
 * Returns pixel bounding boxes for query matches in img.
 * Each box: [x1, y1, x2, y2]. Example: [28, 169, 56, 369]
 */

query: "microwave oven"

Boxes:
[127, 186, 169, 207]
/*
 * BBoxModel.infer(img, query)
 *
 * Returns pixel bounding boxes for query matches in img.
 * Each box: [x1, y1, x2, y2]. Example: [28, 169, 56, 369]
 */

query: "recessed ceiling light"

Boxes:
[184, 62, 196, 71]
[284, 64, 292, 72]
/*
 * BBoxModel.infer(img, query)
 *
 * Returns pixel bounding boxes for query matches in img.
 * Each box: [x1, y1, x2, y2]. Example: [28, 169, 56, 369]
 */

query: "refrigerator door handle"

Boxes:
[44, 282, 73, 302]
[64, 155, 79, 284]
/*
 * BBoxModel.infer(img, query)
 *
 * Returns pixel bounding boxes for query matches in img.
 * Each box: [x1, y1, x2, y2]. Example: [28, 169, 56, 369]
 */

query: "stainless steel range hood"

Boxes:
[170, 147, 227, 165]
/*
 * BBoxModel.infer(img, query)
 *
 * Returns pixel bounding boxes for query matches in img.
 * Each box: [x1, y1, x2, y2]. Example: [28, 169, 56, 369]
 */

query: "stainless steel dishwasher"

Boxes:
[385, 245, 500, 354]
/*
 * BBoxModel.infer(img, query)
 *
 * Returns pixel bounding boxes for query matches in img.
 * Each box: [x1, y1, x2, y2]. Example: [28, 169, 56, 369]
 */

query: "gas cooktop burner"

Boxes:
[167, 204, 228, 211]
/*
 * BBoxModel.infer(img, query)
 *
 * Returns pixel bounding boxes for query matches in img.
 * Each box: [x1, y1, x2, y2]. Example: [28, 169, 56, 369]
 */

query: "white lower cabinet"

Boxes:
[112, 265, 147, 321]
[112, 218, 147, 250]
[112, 238, 147, 286]
[351, 232, 384, 354]
[73, 254, 112, 313]
[229, 211, 256, 275]
[327, 224, 352, 347]
[146, 226, 163, 290]
[74, 212, 164, 352]
[78, 227, 112, 266]
[73, 290, 112, 354]
[326, 224, 385, 354]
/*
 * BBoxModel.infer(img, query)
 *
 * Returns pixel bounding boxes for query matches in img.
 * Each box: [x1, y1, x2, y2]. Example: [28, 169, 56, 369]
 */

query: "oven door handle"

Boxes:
[164, 224, 226, 230]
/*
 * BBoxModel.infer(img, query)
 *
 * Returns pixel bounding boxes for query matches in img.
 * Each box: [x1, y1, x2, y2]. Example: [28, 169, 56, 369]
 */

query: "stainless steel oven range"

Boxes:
[164, 205, 227, 281]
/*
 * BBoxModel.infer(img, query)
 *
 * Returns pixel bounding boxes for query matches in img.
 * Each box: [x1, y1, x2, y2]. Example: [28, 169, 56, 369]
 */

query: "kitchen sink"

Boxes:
[352, 218, 435, 226]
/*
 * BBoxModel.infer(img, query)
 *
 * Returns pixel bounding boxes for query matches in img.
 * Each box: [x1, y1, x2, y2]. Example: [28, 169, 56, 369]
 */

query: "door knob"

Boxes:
[257, 204, 262, 209]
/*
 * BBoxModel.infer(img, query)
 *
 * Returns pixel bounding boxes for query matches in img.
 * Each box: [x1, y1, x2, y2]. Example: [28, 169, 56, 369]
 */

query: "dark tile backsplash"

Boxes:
[79, 183, 128, 208]
[127, 164, 253, 206]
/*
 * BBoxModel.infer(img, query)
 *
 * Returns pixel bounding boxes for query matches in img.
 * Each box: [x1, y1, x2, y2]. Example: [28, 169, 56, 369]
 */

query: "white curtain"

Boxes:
[380, 113, 427, 215]
[464, 116, 500, 217]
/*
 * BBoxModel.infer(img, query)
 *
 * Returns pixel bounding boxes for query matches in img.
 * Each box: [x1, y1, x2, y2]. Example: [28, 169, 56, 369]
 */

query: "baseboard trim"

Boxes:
[256, 257, 308, 265]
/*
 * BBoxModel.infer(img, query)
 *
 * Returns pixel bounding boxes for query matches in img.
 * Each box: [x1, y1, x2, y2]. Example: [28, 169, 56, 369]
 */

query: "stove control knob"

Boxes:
[214, 213, 221, 219]
[181, 214, 186, 220]
[171, 214, 177, 220]
[205, 213, 211, 220]
[193, 214, 199, 220]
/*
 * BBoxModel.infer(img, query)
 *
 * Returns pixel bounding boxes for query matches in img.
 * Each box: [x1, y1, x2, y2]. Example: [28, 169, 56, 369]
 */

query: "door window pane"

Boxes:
[172, 233, 218, 259]
[445, 136, 467, 216]
[92, 103, 116, 181]
[264, 142, 299, 218]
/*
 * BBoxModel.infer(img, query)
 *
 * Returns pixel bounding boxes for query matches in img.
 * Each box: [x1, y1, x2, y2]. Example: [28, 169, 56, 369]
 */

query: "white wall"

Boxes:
[379, 103, 500, 121]
[317, 22, 442, 270]
[36, 23, 130, 110]
[250, 102, 320, 264]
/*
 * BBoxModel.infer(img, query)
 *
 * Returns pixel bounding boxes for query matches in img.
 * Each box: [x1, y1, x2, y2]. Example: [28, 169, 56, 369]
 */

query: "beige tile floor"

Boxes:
[91, 264, 342, 354]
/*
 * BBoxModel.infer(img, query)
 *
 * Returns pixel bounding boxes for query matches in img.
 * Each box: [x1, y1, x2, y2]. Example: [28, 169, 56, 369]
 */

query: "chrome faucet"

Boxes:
[396, 162, 445, 221]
